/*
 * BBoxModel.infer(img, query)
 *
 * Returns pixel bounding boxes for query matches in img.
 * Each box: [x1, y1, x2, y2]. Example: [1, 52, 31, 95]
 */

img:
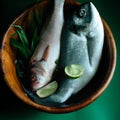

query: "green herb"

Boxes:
[16, 60, 24, 78]
[10, 5, 43, 79]
[10, 38, 31, 60]
[31, 27, 39, 52]
[37, 0, 41, 2]
[34, 8, 42, 28]
[55, 59, 59, 65]
[11, 25, 29, 47]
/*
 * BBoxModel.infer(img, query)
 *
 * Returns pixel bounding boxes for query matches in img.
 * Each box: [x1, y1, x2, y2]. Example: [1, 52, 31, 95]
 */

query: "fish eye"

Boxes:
[78, 9, 86, 18]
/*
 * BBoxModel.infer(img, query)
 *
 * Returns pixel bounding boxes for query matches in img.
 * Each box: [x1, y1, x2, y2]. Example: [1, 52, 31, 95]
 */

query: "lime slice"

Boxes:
[64, 64, 84, 79]
[36, 81, 58, 98]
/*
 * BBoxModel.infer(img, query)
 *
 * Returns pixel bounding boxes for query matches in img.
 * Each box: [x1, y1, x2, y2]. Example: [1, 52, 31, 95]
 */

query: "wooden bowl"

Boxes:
[1, 0, 116, 113]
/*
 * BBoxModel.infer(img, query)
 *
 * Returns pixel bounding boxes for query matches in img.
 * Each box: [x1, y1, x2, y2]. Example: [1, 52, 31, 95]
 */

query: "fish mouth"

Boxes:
[31, 81, 41, 91]
[88, 2, 101, 31]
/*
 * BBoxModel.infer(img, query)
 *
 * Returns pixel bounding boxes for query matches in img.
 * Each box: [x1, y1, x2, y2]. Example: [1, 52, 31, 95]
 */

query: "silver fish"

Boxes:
[47, 2, 104, 103]
[30, 0, 65, 91]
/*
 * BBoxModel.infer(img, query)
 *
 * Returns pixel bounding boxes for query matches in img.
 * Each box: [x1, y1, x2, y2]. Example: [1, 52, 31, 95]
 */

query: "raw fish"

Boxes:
[29, 0, 65, 91]
[48, 2, 104, 103]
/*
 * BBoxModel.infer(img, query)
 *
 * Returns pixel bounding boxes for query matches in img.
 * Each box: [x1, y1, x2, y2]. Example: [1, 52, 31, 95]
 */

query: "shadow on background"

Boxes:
[0, 0, 40, 115]
[0, 0, 36, 40]
[0, 75, 37, 114]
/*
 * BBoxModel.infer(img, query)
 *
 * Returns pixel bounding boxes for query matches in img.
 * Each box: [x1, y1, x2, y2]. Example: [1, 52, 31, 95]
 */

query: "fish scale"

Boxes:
[28, 1, 104, 104]
[48, 2, 104, 103]
[29, 0, 65, 91]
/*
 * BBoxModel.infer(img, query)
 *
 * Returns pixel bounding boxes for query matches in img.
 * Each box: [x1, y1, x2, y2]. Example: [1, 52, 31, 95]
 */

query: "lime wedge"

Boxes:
[64, 64, 84, 79]
[36, 81, 58, 98]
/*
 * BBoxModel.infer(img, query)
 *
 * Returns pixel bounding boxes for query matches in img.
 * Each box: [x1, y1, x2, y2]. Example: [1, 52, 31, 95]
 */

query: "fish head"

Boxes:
[29, 60, 49, 91]
[68, 2, 102, 35]
[30, 68, 46, 91]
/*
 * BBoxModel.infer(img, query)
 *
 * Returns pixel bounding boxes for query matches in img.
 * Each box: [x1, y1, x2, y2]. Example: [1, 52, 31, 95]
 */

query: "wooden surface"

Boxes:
[0, 0, 116, 113]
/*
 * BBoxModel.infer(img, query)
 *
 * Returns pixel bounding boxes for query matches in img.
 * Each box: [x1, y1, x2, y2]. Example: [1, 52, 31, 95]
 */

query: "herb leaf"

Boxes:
[16, 60, 24, 78]
[10, 5, 43, 80]
[55, 59, 59, 65]
[31, 28, 39, 52]
[12, 25, 29, 47]
[34, 7, 42, 29]
[10, 38, 31, 60]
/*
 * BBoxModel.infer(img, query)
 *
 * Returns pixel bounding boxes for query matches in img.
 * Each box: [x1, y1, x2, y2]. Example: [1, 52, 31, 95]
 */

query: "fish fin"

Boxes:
[41, 45, 50, 61]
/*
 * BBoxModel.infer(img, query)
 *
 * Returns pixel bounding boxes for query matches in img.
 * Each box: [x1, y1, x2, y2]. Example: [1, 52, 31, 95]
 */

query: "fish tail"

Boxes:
[54, 0, 65, 7]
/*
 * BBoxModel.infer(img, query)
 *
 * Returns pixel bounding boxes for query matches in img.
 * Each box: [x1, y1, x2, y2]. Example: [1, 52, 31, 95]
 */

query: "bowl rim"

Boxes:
[1, 1, 116, 113]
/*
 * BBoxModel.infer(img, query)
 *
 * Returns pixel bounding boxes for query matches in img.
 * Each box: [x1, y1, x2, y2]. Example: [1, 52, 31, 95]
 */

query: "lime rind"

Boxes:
[36, 81, 58, 98]
[64, 64, 84, 79]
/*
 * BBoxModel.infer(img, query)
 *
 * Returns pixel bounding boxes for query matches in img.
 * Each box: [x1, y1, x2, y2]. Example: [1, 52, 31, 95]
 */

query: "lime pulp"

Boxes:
[36, 81, 58, 98]
[64, 64, 84, 79]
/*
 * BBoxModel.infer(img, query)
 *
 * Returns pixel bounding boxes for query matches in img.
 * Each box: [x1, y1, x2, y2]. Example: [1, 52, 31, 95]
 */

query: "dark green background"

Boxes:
[0, 0, 120, 119]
